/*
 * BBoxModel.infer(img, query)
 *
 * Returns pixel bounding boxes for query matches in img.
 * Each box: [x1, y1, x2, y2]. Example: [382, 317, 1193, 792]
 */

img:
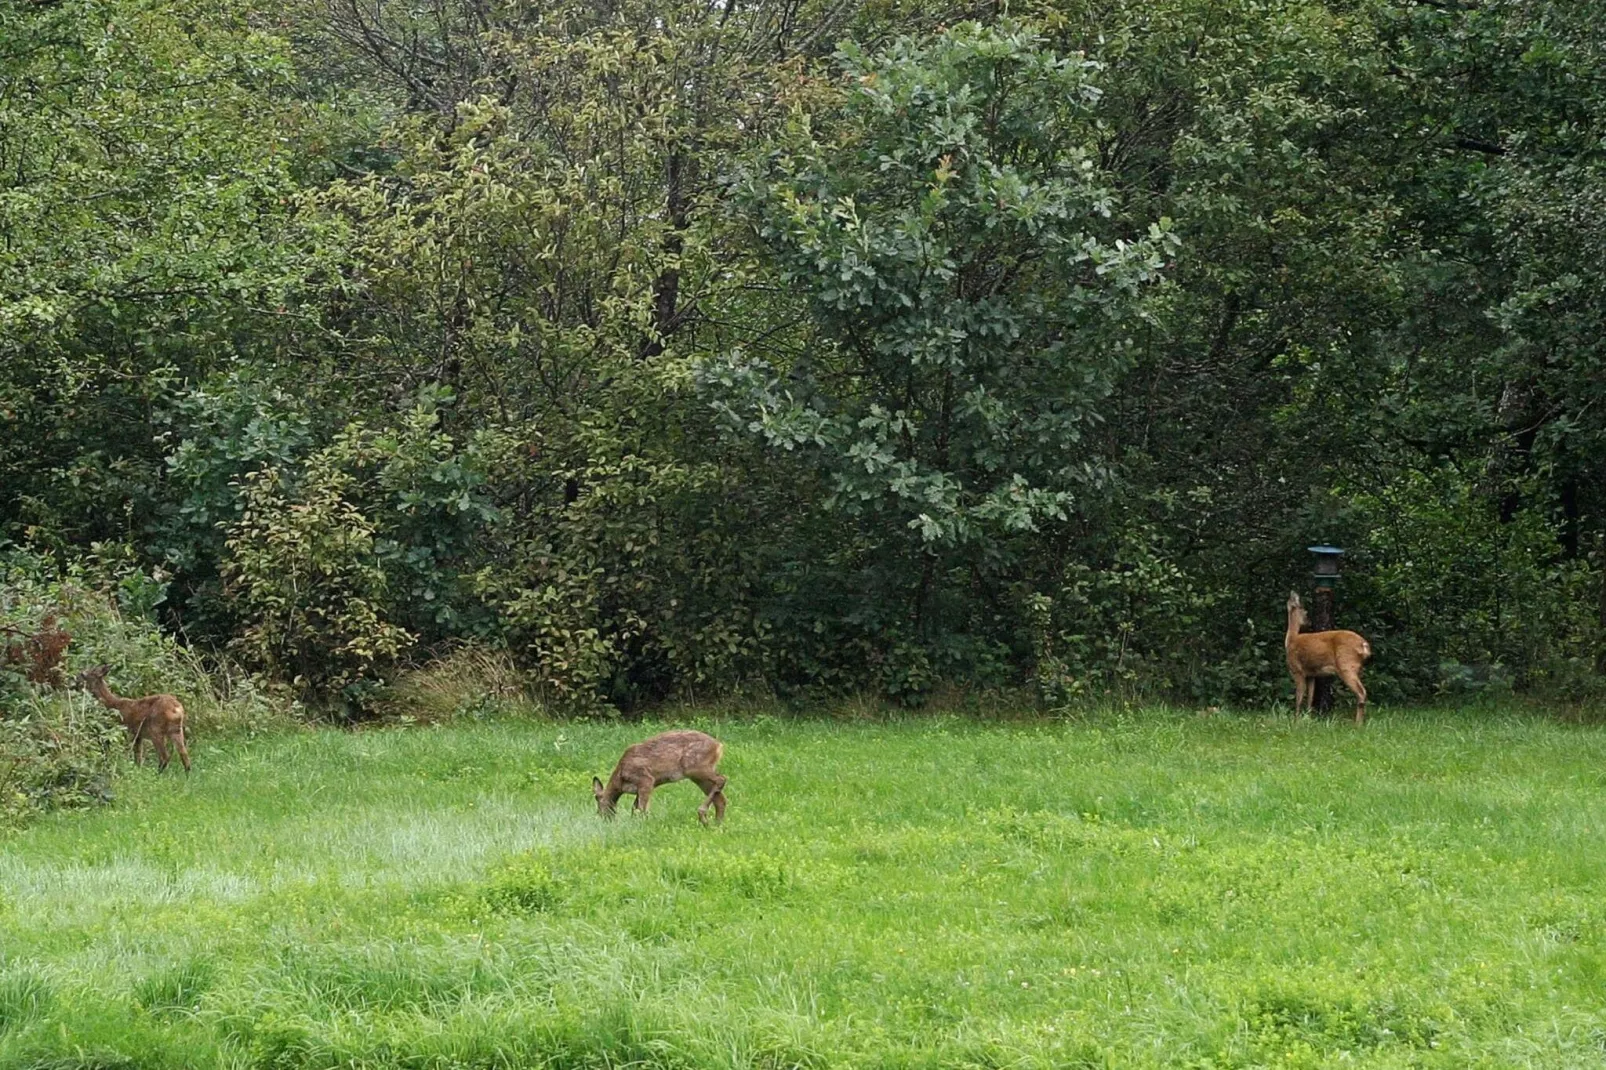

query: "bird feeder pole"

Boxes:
[1307, 546, 1345, 716]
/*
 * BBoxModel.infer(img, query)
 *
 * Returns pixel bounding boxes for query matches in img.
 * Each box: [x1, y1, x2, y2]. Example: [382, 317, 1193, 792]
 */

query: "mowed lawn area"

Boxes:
[3, 712, 1606, 1069]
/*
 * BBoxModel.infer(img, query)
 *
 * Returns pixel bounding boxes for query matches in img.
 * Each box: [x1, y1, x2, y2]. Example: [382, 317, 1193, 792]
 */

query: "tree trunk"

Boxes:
[640, 150, 688, 361]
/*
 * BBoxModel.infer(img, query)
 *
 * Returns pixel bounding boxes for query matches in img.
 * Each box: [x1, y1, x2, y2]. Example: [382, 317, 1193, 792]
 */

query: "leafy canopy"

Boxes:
[707, 22, 1179, 549]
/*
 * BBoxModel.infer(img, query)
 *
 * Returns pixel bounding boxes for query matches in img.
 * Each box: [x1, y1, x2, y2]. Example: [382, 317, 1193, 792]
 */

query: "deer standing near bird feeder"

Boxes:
[1285, 592, 1372, 724]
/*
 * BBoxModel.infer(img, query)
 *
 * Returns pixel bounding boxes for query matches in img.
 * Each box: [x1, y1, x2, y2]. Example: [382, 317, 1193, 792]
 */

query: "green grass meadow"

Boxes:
[3, 711, 1606, 1068]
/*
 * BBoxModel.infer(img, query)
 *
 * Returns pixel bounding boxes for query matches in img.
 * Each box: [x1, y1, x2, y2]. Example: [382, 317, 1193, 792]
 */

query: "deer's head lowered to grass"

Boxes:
[593, 730, 727, 825]
[75, 664, 191, 772]
[1285, 592, 1372, 725]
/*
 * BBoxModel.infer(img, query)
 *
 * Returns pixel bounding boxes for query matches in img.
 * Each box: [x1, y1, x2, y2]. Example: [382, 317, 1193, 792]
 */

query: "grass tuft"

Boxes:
[131, 960, 214, 1019]
[0, 972, 53, 1032]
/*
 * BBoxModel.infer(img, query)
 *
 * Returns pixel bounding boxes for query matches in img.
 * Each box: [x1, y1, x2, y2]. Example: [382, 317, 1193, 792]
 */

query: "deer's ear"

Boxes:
[592, 776, 604, 793]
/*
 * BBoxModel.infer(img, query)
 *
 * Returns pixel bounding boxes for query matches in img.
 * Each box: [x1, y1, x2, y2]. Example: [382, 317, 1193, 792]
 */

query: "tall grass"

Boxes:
[376, 645, 540, 722]
[2, 710, 1606, 1067]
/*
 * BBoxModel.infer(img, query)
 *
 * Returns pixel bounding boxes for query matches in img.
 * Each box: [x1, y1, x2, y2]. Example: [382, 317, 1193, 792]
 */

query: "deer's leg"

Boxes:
[693, 774, 728, 826]
[130, 726, 146, 766]
[632, 781, 654, 816]
[692, 776, 713, 824]
[153, 735, 171, 772]
[175, 727, 192, 773]
[1291, 672, 1306, 716]
[1340, 666, 1367, 725]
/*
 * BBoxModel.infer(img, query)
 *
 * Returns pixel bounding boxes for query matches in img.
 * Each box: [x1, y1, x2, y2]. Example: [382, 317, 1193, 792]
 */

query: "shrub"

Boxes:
[0, 694, 121, 824]
[224, 458, 412, 711]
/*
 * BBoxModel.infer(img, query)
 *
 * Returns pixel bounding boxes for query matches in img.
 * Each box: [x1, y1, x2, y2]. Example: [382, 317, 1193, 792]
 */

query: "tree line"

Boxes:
[3, 0, 1603, 712]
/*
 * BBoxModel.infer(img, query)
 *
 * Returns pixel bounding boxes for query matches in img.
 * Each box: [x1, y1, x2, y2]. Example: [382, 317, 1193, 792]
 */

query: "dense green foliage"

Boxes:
[5, 713, 1606, 1066]
[2, 0, 1604, 708]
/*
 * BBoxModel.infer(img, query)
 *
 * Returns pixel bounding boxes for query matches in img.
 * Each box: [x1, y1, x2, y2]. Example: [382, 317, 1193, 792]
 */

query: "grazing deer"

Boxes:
[76, 664, 191, 772]
[1285, 592, 1372, 724]
[593, 730, 726, 825]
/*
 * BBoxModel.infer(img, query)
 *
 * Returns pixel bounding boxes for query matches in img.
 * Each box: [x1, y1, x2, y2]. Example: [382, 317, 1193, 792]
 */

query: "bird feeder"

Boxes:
[1307, 545, 1345, 591]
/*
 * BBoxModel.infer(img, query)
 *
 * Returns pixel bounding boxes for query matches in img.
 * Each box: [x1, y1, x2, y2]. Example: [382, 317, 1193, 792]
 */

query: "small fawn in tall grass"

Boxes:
[76, 664, 191, 772]
[1285, 592, 1372, 724]
[593, 730, 727, 825]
